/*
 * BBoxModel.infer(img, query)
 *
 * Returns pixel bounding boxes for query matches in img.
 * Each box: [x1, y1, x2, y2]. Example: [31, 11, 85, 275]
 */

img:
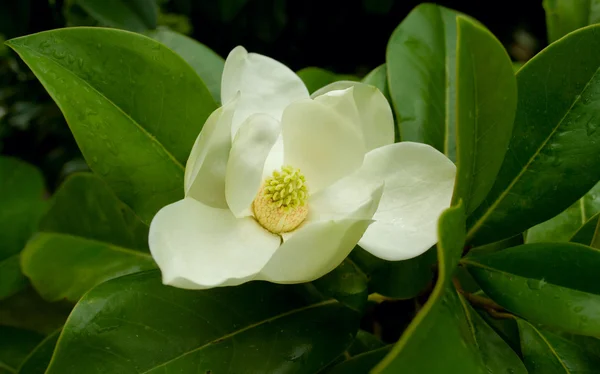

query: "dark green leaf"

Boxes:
[297, 67, 358, 94]
[346, 330, 385, 356]
[453, 16, 518, 214]
[464, 243, 600, 336]
[570, 212, 600, 244]
[311, 259, 368, 312]
[368, 247, 436, 299]
[386, 3, 465, 159]
[477, 311, 521, 354]
[0, 326, 43, 374]
[518, 318, 600, 373]
[326, 346, 391, 374]
[372, 203, 485, 373]
[74, 0, 157, 32]
[21, 173, 155, 302]
[16, 329, 60, 374]
[0, 288, 70, 335]
[527, 181, 600, 243]
[362, 64, 391, 102]
[146, 28, 224, 103]
[467, 25, 600, 244]
[543, 0, 600, 42]
[46, 271, 359, 373]
[0, 157, 46, 300]
[458, 296, 527, 373]
[7, 28, 217, 223]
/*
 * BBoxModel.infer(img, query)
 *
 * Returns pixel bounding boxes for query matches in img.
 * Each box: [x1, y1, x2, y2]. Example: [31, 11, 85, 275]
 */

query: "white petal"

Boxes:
[257, 185, 383, 283]
[314, 82, 394, 151]
[221, 46, 309, 137]
[226, 114, 280, 217]
[184, 96, 238, 208]
[310, 80, 357, 98]
[282, 100, 366, 193]
[357, 142, 456, 261]
[149, 198, 280, 289]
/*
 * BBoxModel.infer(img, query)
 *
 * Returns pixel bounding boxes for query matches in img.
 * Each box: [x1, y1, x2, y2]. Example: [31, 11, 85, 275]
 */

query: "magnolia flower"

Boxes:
[149, 46, 456, 289]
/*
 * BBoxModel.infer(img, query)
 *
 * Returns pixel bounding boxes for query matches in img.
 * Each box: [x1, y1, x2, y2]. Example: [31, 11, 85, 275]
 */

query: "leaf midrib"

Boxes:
[33, 232, 152, 259]
[139, 299, 337, 373]
[7, 41, 184, 171]
[467, 64, 600, 241]
[524, 321, 572, 373]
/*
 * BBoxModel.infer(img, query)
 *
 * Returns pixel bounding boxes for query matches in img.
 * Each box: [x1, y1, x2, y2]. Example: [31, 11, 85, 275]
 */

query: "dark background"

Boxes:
[0, 0, 547, 190]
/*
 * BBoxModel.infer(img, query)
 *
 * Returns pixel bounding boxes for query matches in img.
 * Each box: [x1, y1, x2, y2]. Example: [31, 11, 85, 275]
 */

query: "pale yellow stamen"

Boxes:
[253, 166, 309, 234]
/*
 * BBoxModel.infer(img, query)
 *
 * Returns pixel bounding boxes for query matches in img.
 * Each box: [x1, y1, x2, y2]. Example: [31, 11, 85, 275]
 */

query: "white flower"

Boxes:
[148, 46, 456, 289]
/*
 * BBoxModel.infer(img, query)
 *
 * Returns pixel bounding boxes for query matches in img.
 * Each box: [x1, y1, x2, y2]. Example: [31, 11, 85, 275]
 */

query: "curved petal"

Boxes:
[257, 184, 383, 283]
[149, 198, 280, 289]
[221, 46, 309, 137]
[314, 82, 394, 151]
[185, 96, 238, 208]
[282, 100, 366, 193]
[226, 114, 281, 217]
[357, 142, 456, 261]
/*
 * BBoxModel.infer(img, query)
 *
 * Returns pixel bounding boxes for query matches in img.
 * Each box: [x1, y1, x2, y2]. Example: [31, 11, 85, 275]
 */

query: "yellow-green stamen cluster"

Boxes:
[253, 166, 309, 234]
[264, 166, 308, 210]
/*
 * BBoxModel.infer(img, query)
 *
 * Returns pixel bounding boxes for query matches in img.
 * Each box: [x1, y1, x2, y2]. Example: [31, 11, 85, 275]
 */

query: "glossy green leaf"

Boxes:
[477, 311, 521, 354]
[467, 25, 600, 244]
[297, 67, 359, 94]
[543, 0, 600, 42]
[453, 17, 517, 214]
[373, 203, 485, 373]
[518, 319, 600, 373]
[0, 326, 43, 374]
[7, 28, 217, 223]
[570, 212, 600, 244]
[0, 288, 70, 335]
[45, 271, 359, 373]
[146, 28, 224, 103]
[458, 296, 527, 373]
[527, 181, 600, 243]
[326, 346, 391, 374]
[74, 0, 157, 32]
[362, 64, 391, 102]
[17, 329, 60, 374]
[22, 173, 155, 302]
[387, 3, 466, 160]
[0, 157, 46, 300]
[369, 248, 436, 299]
[311, 259, 368, 312]
[347, 330, 385, 356]
[464, 243, 600, 336]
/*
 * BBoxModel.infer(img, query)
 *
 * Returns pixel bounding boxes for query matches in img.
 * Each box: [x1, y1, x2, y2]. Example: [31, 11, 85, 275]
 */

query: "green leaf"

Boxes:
[368, 248, 436, 299]
[0, 157, 46, 300]
[386, 3, 464, 160]
[372, 202, 486, 373]
[477, 311, 521, 354]
[453, 16, 518, 215]
[0, 326, 43, 374]
[527, 181, 600, 243]
[311, 259, 368, 312]
[467, 25, 600, 244]
[297, 67, 359, 94]
[16, 329, 60, 374]
[146, 28, 224, 103]
[463, 243, 600, 336]
[347, 330, 385, 356]
[22, 173, 155, 302]
[46, 271, 359, 373]
[0, 287, 70, 335]
[570, 212, 600, 244]
[326, 346, 392, 374]
[543, 0, 600, 42]
[362, 64, 391, 102]
[458, 297, 527, 373]
[518, 318, 600, 373]
[7, 28, 217, 223]
[74, 0, 157, 32]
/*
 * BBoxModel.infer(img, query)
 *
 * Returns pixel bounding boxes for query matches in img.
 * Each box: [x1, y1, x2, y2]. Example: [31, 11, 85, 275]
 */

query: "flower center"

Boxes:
[252, 166, 309, 234]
